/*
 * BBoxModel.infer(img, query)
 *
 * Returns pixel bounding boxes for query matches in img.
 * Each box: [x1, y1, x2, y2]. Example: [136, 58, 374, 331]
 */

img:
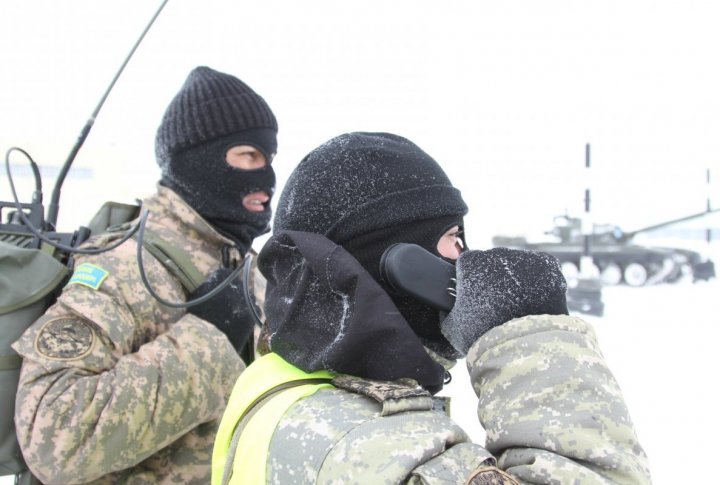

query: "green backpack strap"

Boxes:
[138, 233, 205, 293]
[85, 201, 203, 294]
[86, 201, 142, 237]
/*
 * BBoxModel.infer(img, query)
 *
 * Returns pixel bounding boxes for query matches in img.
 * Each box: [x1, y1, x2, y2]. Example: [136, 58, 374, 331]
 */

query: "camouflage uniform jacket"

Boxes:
[235, 315, 650, 484]
[12, 186, 252, 484]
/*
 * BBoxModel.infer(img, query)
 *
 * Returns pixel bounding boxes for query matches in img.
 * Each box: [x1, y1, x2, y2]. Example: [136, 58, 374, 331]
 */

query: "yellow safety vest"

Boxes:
[212, 353, 334, 485]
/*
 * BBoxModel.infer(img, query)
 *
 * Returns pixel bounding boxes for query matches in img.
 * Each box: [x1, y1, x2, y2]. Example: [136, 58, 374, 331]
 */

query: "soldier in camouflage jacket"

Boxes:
[13, 66, 279, 484]
[213, 132, 651, 484]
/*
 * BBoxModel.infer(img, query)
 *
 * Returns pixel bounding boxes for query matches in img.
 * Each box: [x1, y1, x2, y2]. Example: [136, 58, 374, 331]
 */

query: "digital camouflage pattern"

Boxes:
[12, 186, 256, 484]
[253, 314, 651, 484]
[331, 374, 430, 401]
[266, 377, 492, 484]
[331, 374, 434, 416]
[468, 314, 651, 484]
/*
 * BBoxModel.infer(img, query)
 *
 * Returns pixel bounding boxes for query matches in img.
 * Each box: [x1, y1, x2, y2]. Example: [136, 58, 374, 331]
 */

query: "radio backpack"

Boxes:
[0, 201, 203, 483]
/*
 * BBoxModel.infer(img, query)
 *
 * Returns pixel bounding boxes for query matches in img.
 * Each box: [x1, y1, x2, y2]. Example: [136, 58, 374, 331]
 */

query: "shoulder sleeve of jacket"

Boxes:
[269, 388, 496, 484]
[12, 243, 243, 484]
[465, 314, 652, 485]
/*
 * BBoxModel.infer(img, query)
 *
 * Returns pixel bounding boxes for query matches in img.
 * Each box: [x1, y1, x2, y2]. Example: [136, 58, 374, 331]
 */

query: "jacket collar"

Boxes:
[142, 185, 243, 268]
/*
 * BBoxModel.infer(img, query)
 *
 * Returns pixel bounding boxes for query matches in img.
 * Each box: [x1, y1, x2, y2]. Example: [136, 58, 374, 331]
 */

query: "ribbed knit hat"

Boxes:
[274, 132, 467, 244]
[155, 66, 278, 166]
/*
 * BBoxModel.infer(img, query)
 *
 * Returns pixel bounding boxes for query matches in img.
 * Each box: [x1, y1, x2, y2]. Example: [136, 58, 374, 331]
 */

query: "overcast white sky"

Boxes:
[2, 4, 719, 484]
[1, 0, 719, 249]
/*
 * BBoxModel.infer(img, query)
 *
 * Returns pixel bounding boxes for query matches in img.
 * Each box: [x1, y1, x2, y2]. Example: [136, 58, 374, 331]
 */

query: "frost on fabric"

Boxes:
[441, 247, 568, 355]
[262, 235, 356, 373]
[322, 292, 351, 369]
[260, 229, 447, 388]
[273, 132, 458, 238]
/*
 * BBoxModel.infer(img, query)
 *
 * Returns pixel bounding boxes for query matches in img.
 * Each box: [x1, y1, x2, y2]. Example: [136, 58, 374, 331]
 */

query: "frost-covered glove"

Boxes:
[187, 267, 255, 351]
[440, 247, 568, 355]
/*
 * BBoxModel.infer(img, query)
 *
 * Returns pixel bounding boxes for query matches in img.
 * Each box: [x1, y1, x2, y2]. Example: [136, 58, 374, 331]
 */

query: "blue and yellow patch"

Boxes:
[68, 263, 109, 290]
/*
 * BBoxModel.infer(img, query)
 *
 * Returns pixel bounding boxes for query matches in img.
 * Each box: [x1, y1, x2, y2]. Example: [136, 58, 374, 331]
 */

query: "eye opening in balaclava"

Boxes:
[160, 131, 276, 254]
[341, 214, 465, 360]
[220, 128, 278, 169]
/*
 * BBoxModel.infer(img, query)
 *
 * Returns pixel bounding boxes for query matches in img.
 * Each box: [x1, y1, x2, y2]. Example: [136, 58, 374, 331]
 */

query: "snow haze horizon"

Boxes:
[2, 1, 719, 484]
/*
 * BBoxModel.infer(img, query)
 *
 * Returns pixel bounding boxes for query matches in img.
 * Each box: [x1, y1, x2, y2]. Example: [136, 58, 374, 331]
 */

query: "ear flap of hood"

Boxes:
[258, 230, 445, 393]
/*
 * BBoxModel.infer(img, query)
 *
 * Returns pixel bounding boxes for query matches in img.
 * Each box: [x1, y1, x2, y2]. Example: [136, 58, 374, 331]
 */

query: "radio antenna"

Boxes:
[46, 0, 170, 228]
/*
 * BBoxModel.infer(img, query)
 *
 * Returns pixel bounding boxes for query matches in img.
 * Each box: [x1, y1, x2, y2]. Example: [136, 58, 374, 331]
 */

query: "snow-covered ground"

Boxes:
[445, 261, 719, 485]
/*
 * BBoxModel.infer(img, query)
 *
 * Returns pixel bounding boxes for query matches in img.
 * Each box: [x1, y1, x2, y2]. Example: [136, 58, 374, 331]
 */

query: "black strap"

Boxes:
[238, 378, 334, 429]
[138, 233, 204, 293]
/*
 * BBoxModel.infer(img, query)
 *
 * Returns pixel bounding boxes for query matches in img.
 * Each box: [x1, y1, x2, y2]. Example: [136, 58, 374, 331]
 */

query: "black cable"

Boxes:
[135, 208, 246, 309]
[5, 147, 140, 253]
[3, 0, 169, 252]
[5, 147, 42, 198]
[6, 145, 265, 319]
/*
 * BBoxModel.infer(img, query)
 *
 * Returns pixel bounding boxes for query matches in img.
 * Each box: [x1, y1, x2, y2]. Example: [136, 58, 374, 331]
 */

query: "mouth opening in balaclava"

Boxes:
[341, 214, 465, 360]
[160, 131, 277, 254]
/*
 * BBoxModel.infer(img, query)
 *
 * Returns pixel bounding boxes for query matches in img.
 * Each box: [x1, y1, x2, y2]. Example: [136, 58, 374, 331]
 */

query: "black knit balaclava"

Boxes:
[155, 66, 278, 253]
[274, 132, 468, 358]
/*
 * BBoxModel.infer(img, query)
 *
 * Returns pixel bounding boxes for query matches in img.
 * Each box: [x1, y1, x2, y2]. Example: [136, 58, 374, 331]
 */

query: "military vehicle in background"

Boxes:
[492, 210, 717, 287]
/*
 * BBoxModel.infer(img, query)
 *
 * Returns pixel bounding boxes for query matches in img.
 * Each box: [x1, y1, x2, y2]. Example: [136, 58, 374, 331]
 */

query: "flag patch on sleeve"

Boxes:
[68, 263, 109, 290]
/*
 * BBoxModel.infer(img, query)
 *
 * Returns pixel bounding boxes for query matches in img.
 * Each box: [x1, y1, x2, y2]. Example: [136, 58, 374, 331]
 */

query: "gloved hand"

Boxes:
[440, 247, 568, 355]
[186, 267, 256, 352]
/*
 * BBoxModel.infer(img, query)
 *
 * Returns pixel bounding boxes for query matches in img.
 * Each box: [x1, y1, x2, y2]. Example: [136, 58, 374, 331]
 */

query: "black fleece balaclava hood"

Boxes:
[272, 132, 468, 361]
[155, 66, 278, 253]
[259, 230, 449, 393]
